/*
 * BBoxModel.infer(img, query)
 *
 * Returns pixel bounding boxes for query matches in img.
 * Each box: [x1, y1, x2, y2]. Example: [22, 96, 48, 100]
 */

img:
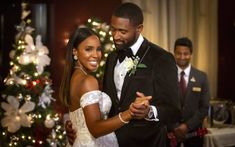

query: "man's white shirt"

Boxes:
[177, 64, 191, 86]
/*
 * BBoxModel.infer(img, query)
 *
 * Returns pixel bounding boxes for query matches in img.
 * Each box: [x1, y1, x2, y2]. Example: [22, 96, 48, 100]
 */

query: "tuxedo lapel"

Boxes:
[119, 39, 150, 103]
[185, 68, 195, 102]
[135, 39, 149, 59]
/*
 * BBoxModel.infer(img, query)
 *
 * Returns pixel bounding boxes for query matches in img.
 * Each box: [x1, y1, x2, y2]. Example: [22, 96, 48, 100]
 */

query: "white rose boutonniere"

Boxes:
[124, 56, 147, 76]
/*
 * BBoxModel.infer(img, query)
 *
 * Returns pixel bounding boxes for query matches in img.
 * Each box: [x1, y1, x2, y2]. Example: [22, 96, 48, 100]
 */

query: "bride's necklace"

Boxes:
[74, 66, 88, 75]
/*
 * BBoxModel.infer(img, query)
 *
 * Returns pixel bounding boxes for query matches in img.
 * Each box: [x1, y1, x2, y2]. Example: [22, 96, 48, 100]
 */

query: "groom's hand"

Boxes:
[65, 120, 76, 145]
[130, 92, 152, 119]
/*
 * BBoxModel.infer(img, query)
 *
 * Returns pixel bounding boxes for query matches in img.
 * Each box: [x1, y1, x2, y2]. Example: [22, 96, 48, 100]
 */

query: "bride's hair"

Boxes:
[59, 27, 99, 107]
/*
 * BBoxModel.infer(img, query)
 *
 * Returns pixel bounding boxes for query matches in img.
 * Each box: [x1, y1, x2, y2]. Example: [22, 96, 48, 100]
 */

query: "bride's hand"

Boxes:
[129, 92, 152, 119]
[134, 92, 152, 106]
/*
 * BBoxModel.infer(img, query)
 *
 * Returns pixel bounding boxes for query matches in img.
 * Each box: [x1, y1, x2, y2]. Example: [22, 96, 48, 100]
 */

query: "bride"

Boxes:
[59, 27, 150, 147]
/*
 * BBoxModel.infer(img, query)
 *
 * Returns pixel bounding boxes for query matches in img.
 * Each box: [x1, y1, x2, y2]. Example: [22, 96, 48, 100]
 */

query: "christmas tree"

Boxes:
[0, 2, 66, 147]
[84, 17, 115, 83]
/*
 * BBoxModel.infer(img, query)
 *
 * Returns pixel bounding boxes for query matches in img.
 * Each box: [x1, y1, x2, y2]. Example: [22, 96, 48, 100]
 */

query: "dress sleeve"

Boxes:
[80, 90, 102, 108]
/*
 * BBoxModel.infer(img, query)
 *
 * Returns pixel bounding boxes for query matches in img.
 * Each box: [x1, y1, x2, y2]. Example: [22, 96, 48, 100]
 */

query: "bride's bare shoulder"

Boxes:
[79, 75, 99, 93]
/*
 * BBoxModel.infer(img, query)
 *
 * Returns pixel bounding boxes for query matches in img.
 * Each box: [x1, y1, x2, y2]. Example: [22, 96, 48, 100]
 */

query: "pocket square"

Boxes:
[192, 87, 201, 92]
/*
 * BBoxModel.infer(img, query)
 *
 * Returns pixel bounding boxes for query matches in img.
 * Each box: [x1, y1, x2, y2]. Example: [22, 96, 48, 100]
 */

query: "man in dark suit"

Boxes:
[168, 37, 210, 147]
[102, 3, 180, 147]
[66, 3, 181, 147]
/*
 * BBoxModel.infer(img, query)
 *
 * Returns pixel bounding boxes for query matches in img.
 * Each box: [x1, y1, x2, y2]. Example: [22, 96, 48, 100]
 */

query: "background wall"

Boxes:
[217, 0, 235, 100]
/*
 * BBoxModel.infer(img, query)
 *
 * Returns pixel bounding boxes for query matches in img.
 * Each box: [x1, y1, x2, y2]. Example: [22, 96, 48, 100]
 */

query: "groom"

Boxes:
[66, 3, 181, 147]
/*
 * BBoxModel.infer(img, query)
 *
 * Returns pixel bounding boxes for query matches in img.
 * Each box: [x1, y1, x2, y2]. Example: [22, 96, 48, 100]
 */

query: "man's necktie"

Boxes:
[117, 48, 133, 62]
[180, 71, 187, 99]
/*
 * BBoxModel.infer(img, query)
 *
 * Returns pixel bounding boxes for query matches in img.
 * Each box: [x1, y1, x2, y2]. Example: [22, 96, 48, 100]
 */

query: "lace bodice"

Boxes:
[67, 90, 118, 147]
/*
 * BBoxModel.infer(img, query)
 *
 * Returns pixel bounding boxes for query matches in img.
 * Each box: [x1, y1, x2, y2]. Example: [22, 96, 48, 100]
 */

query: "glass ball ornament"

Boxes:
[44, 118, 55, 128]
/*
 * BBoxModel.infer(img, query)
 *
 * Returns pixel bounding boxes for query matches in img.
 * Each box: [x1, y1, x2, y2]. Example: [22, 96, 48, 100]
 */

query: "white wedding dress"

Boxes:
[67, 90, 119, 147]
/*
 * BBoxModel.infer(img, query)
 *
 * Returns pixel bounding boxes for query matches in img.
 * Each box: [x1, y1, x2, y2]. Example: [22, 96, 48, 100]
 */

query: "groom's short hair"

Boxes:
[113, 3, 143, 27]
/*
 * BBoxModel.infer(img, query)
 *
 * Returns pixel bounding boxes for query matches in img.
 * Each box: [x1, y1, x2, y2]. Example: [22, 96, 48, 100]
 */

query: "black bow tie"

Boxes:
[117, 48, 134, 62]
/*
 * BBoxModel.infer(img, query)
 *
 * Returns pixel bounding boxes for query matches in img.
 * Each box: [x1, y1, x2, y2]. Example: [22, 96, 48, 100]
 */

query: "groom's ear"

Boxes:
[136, 24, 143, 34]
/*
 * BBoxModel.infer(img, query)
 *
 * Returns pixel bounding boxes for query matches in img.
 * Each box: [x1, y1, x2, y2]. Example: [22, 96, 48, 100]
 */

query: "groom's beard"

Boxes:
[114, 37, 137, 51]
[114, 42, 129, 51]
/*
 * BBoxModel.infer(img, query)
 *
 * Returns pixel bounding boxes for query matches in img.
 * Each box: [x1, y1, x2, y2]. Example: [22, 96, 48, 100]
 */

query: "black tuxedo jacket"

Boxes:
[103, 39, 181, 147]
[180, 67, 210, 131]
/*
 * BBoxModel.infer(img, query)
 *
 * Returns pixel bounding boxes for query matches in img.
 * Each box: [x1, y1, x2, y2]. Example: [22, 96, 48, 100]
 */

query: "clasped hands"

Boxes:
[128, 91, 152, 119]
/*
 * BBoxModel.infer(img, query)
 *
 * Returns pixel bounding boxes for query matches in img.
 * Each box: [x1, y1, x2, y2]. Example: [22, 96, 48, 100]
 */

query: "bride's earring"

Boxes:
[74, 55, 78, 60]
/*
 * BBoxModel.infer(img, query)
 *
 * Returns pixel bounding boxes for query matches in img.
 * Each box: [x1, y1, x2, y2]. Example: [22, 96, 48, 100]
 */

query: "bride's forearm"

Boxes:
[85, 109, 132, 138]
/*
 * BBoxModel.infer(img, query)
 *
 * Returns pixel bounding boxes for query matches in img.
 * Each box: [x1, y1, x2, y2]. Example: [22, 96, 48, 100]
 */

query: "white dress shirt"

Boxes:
[177, 64, 191, 86]
[114, 34, 159, 121]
